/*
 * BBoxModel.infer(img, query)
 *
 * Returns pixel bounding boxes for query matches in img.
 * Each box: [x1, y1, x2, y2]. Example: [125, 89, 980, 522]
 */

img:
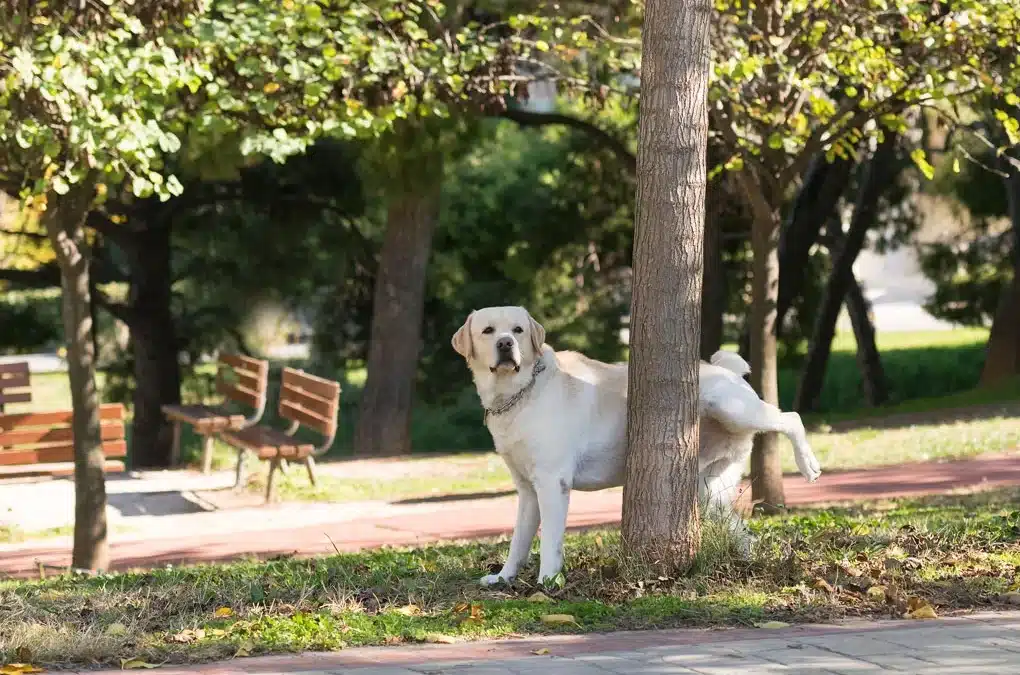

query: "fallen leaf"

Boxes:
[384, 635, 404, 645]
[755, 621, 791, 629]
[453, 602, 470, 613]
[470, 604, 485, 620]
[1, 665, 44, 675]
[424, 633, 458, 644]
[527, 591, 552, 603]
[866, 586, 887, 602]
[812, 577, 834, 593]
[906, 598, 937, 620]
[170, 628, 206, 644]
[532, 648, 551, 655]
[540, 614, 578, 626]
[120, 659, 161, 670]
[394, 604, 421, 616]
[233, 640, 255, 658]
[594, 535, 604, 548]
[214, 607, 234, 618]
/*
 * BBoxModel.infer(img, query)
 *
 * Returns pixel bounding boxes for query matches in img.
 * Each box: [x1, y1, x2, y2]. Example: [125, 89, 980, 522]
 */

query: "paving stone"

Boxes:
[797, 635, 908, 657]
[757, 644, 876, 670]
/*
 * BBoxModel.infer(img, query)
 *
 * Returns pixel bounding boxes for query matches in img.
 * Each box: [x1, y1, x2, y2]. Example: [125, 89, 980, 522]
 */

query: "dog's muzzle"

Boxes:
[491, 337, 521, 373]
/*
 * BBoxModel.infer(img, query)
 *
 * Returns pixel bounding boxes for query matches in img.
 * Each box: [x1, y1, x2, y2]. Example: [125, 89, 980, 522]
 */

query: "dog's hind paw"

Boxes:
[479, 573, 510, 587]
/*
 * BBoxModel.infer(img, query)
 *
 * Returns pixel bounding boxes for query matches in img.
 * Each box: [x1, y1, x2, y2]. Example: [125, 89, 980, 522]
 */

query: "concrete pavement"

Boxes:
[72, 610, 1020, 674]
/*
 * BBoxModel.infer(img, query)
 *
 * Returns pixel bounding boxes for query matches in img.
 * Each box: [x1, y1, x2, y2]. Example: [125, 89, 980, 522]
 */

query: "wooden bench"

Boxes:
[0, 361, 31, 414]
[218, 367, 340, 503]
[0, 404, 127, 478]
[162, 353, 269, 474]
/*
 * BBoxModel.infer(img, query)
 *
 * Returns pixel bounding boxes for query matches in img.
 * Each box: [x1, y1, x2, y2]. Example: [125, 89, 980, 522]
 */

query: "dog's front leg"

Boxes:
[480, 470, 539, 586]
[534, 475, 571, 585]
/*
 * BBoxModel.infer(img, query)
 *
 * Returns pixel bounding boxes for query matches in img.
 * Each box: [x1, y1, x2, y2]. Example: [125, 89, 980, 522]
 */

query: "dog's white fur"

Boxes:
[452, 306, 821, 585]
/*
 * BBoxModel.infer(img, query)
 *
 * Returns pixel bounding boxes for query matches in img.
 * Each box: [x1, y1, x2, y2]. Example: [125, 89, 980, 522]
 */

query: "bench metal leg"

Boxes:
[265, 458, 281, 504]
[304, 456, 317, 487]
[170, 421, 182, 466]
[233, 448, 248, 490]
[201, 435, 214, 474]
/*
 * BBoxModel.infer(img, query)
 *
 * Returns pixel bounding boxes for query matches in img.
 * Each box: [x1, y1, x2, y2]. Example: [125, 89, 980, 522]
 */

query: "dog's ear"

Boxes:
[528, 312, 546, 354]
[451, 311, 475, 359]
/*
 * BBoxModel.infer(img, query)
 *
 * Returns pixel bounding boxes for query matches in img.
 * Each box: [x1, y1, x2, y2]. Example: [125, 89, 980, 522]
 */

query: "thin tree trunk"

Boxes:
[979, 148, 1020, 386]
[748, 205, 784, 513]
[795, 136, 898, 412]
[622, 0, 709, 570]
[124, 224, 182, 468]
[701, 179, 725, 359]
[775, 155, 855, 335]
[45, 190, 109, 572]
[354, 171, 441, 456]
[845, 274, 888, 406]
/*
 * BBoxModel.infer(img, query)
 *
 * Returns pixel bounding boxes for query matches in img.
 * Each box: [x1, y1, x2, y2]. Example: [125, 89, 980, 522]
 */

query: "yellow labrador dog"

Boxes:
[452, 306, 821, 586]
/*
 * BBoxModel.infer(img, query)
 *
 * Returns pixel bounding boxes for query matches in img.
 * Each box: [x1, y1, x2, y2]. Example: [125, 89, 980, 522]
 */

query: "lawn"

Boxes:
[3, 488, 1019, 668]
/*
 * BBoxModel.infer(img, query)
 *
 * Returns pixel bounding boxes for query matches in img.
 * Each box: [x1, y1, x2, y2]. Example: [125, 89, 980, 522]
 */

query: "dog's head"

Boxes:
[451, 306, 546, 375]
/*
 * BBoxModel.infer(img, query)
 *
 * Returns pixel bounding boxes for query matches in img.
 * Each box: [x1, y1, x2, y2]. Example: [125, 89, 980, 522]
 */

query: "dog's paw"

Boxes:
[796, 452, 822, 483]
[479, 573, 510, 587]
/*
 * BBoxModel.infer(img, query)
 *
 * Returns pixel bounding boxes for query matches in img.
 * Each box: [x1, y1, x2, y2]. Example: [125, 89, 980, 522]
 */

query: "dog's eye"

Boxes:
[512, 326, 524, 334]
[482, 326, 495, 335]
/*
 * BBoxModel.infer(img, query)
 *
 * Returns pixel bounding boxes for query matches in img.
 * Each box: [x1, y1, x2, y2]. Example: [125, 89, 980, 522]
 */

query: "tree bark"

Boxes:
[795, 136, 898, 412]
[621, 0, 709, 570]
[45, 189, 110, 572]
[747, 202, 784, 513]
[122, 224, 182, 468]
[979, 148, 1020, 386]
[775, 154, 855, 335]
[701, 179, 725, 359]
[845, 274, 888, 406]
[354, 171, 442, 456]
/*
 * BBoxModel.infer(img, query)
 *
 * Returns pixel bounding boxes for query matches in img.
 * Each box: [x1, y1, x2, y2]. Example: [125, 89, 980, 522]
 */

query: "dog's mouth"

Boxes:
[490, 358, 521, 374]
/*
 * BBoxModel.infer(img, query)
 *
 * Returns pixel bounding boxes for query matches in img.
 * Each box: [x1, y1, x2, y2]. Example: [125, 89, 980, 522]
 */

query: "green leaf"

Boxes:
[910, 148, 935, 181]
[52, 176, 70, 195]
[767, 132, 784, 150]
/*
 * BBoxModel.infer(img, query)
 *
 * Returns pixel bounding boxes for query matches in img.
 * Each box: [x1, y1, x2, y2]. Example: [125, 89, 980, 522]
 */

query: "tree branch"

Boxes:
[498, 108, 637, 173]
[92, 285, 133, 324]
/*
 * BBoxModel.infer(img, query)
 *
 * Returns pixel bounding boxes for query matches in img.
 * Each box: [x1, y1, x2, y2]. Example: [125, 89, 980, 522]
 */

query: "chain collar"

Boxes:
[483, 358, 547, 424]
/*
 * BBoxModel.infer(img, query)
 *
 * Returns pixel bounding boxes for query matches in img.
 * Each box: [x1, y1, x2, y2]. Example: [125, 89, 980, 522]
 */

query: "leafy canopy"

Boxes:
[0, 0, 598, 208]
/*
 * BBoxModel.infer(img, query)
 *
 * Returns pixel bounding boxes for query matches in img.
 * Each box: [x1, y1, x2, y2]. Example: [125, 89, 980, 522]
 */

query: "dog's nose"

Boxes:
[496, 337, 514, 353]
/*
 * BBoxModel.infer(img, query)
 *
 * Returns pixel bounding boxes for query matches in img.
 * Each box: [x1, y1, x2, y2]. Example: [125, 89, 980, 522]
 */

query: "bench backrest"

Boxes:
[0, 362, 31, 413]
[278, 367, 340, 440]
[215, 354, 269, 412]
[0, 403, 127, 466]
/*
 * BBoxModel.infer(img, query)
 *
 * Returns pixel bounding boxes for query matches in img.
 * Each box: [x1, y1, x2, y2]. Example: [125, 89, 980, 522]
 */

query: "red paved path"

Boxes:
[2, 453, 1019, 578]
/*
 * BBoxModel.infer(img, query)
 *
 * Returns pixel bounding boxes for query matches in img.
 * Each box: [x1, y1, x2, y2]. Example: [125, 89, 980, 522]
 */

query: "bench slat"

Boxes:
[281, 368, 339, 400]
[279, 400, 335, 437]
[219, 353, 269, 378]
[215, 378, 261, 409]
[0, 440, 128, 466]
[0, 371, 30, 389]
[0, 421, 124, 446]
[0, 404, 124, 428]
[0, 391, 32, 405]
[280, 383, 334, 418]
[0, 362, 29, 376]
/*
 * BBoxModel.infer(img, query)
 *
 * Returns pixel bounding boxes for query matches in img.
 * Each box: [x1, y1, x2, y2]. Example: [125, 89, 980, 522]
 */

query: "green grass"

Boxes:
[3, 488, 1019, 668]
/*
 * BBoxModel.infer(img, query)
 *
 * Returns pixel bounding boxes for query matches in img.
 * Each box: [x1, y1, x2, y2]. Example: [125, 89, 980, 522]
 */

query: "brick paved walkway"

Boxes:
[2, 453, 1019, 578]
[72, 610, 1020, 674]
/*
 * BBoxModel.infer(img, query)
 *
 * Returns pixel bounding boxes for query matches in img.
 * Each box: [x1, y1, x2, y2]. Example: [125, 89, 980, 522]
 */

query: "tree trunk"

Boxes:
[775, 155, 854, 335]
[354, 173, 441, 456]
[621, 0, 709, 570]
[123, 224, 182, 468]
[795, 136, 898, 412]
[979, 148, 1020, 386]
[701, 179, 725, 359]
[747, 204, 784, 513]
[845, 274, 888, 406]
[45, 191, 110, 572]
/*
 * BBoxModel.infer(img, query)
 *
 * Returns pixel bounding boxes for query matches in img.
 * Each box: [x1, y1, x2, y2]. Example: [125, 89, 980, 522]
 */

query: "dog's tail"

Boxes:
[709, 350, 751, 377]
